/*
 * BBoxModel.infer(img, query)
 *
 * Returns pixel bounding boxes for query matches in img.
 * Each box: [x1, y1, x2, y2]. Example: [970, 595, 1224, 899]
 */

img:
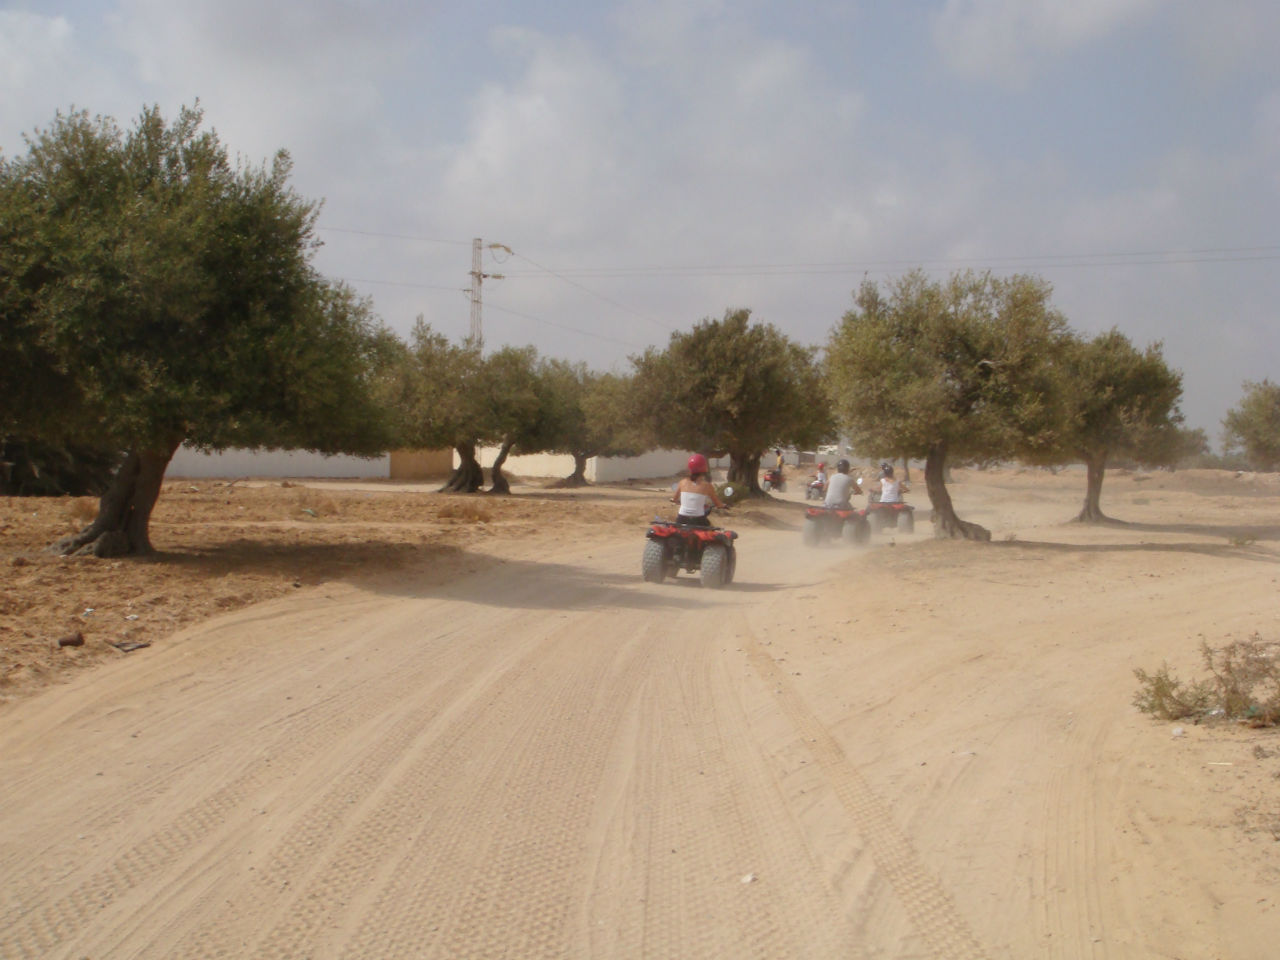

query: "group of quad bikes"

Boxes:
[640, 464, 914, 590]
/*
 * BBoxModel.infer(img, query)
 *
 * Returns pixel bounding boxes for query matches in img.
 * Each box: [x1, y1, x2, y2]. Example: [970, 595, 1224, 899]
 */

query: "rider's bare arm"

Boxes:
[696, 478, 725, 508]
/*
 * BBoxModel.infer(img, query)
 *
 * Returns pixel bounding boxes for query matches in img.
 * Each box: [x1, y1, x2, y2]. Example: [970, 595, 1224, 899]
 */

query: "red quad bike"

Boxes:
[805, 478, 826, 501]
[865, 500, 915, 534]
[761, 467, 785, 493]
[802, 505, 870, 547]
[642, 516, 738, 588]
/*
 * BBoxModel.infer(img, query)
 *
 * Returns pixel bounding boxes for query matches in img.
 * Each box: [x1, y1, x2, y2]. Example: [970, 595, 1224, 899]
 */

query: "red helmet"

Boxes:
[687, 453, 709, 476]
[818, 462, 827, 470]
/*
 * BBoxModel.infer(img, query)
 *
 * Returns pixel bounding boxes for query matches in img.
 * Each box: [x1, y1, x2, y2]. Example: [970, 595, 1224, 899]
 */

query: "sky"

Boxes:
[3, 0, 1278, 442]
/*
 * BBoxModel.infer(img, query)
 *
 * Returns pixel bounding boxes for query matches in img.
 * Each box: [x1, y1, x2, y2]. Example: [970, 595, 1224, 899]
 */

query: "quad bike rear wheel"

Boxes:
[642, 539, 667, 582]
[802, 518, 821, 546]
[724, 545, 737, 584]
[868, 509, 886, 533]
[898, 509, 914, 534]
[843, 515, 870, 545]
[701, 543, 729, 588]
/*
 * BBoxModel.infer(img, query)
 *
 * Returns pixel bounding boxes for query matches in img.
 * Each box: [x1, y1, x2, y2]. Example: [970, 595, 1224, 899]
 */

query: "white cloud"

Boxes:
[1, 2, 1274, 432]
[0, 11, 71, 87]
[1168, 0, 1280, 81]
[0, 12, 87, 144]
[931, 0, 1166, 83]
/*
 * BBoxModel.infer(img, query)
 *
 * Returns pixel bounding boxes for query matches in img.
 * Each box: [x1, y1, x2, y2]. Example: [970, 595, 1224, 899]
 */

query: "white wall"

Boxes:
[168, 446, 390, 479]
[590, 449, 696, 482]
[168, 444, 704, 483]
[471, 447, 697, 482]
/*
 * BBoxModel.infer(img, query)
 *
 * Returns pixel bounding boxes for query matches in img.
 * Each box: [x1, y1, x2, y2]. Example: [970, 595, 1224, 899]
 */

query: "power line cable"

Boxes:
[483, 300, 644, 349]
[318, 226, 471, 246]
[505, 250, 675, 332]
[491, 243, 1280, 278]
[337, 276, 468, 293]
[317, 223, 1280, 269]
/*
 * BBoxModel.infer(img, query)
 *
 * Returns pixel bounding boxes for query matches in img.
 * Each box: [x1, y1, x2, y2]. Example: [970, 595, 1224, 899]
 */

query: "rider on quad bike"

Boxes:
[868, 461, 908, 504]
[824, 458, 862, 508]
[806, 462, 829, 500]
[865, 461, 916, 533]
[670, 453, 726, 523]
[644, 454, 737, 587]
[802, 458, 869, 546]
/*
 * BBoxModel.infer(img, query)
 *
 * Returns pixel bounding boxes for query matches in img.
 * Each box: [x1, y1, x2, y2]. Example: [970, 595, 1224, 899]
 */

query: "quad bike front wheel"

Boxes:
[898, 509, 915, 534]
[642, 539, 667, 582]
[700, 543, 729, 588]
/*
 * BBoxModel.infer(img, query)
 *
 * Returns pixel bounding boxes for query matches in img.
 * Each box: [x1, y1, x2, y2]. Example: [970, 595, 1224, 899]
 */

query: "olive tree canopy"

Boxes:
[1223, 379, 1280, 471]
[825, 271, 1068, 540]
[632, 308, 831, 494]
[0, 104, 395, 555]
[1050, 330, 1184, 522]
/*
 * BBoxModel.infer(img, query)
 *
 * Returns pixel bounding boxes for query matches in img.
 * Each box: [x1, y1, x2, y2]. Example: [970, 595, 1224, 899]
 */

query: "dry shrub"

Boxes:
[436, 501, 493, 523]
[1134, 634, 1280, 726]
[292, 489, 339, 517]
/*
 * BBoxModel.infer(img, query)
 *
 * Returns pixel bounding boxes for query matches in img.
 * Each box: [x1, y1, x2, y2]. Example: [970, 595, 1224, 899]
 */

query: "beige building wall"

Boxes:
[472, 447, 696, 482]
[389, 448, 454, 480]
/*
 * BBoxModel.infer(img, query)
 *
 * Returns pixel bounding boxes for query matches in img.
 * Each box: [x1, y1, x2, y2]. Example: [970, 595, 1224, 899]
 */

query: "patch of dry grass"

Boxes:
[1134, 634, 1280, 727]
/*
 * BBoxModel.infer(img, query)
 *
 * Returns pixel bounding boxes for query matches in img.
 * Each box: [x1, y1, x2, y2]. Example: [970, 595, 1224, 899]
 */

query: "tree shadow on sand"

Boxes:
[151, 540, 787, 612]
[992, 530, 1279, 565]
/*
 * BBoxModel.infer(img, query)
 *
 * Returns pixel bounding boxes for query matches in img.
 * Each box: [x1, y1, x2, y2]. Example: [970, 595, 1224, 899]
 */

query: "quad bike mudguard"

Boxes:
[802, 504, 870, 546]
[643, 519, 738, 587]
[865, 501, 915, 533]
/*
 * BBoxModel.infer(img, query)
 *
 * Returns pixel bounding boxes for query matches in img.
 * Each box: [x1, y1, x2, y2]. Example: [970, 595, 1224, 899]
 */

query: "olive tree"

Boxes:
[1053, 330, 1185, 522]
[384, 320, 487, 492]
[385, 327, 557, 494]
[1223, 379, 1280, 471]
[481, 345, 543, 494]
[825, 271, 1068, 540]
[631, 309, 831, 494]
[0, 105, 395, 555]
[537, 364, 649, 486]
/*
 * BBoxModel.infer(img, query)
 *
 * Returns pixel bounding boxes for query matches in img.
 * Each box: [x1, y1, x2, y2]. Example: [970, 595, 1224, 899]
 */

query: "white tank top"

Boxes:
[678, 490, 711, 517]
[880, 478, 902, 503]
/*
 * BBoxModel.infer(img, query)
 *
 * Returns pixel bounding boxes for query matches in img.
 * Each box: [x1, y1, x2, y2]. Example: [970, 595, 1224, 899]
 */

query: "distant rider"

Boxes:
[823, 459, 861, 508]
[671, 453, 725, 527]
[812, 462, 828, 489]
[872, 462, 908, 503]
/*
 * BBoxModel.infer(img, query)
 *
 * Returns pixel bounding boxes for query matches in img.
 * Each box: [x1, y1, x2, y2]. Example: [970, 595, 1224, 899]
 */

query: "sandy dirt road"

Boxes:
[1, 470, 1278, 958]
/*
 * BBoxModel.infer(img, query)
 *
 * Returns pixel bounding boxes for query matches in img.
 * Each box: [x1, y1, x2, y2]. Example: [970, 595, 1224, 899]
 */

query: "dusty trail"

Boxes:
[2, 472, 1278, 958]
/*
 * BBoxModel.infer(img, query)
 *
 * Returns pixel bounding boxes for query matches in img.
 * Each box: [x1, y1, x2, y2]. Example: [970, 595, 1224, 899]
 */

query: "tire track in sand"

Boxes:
[738, 616, 991, 960]
[0, 603, 490, 960]
[251, 611, 643, 959]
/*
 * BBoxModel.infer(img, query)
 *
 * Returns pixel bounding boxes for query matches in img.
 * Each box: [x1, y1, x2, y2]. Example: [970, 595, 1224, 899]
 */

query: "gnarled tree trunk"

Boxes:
[924, 441, 991, 541]
[727, 451, 762, 494]
[488, 440, 514, 494]
[562, 452, 590, 487]
[1075, 452, 1110, 523]
[50, 442, 180, 557]
[440, 441, 484, 492]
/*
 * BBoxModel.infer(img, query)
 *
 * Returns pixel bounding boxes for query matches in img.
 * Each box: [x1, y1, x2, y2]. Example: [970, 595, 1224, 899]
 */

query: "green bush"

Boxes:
[1134, 635, 1280, 726]
[715, 481, 749, 506]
